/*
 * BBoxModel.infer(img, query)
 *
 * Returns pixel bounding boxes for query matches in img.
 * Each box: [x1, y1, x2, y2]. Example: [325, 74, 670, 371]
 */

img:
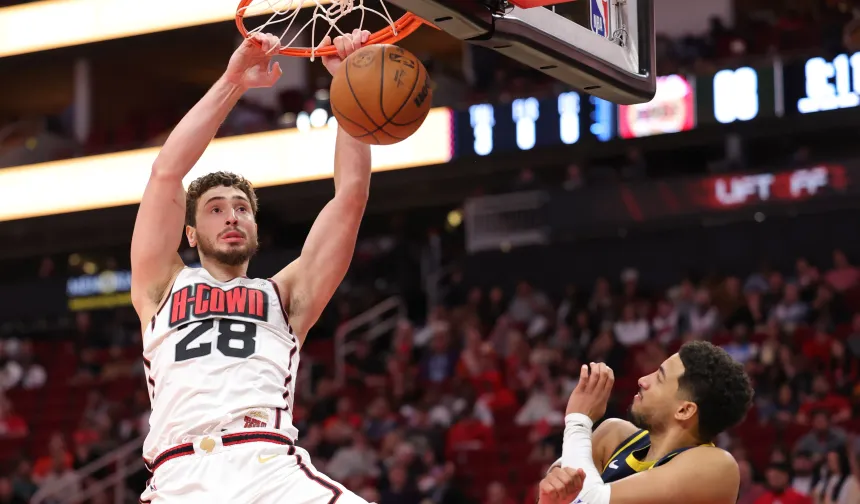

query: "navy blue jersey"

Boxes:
[601, 429, 712, 483]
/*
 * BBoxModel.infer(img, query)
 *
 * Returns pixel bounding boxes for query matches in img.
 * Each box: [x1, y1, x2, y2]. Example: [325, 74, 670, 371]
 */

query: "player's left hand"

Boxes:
[566, 362, 614, 423]
[225, 33, 284, 89]
[320, 29, 371, 76]
[538, 467, 586, 504]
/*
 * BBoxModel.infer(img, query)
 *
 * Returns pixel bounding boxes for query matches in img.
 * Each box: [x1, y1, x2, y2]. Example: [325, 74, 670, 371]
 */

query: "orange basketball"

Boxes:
[330, 44, 432, 145]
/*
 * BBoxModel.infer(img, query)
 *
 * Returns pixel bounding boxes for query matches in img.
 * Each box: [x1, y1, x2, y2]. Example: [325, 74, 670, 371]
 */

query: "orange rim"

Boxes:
[235, 0, 430, 57]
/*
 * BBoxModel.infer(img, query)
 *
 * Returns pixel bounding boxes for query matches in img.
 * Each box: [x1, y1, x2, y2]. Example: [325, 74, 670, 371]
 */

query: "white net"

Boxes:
[239, 0, 399, 60]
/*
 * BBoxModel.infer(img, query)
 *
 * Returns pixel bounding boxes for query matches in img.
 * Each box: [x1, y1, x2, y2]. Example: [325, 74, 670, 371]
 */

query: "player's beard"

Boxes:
[627, 404, 652, 432]
[198, 233, 259, 267]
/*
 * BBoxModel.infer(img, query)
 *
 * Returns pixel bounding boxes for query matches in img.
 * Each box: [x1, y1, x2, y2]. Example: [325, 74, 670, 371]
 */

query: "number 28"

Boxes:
[175, 318, 257, 362]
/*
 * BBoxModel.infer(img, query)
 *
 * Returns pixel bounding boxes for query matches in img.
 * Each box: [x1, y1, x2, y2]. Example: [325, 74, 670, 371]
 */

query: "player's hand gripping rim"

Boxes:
[319, 29, 371, 77]
[225, 32, 283, 89]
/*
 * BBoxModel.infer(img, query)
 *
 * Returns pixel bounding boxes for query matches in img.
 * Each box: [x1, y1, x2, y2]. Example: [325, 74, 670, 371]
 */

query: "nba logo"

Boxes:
[590, 0, 610, 38]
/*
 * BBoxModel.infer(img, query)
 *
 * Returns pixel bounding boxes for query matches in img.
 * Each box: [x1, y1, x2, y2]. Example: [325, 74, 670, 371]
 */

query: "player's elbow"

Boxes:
[334, 187, 369, 211]
[149, 161, 187, 182]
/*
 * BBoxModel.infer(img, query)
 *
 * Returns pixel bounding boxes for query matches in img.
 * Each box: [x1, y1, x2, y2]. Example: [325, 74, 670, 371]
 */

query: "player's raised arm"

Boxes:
[271, 30, 372, 342]
[130, 33, 283, 320]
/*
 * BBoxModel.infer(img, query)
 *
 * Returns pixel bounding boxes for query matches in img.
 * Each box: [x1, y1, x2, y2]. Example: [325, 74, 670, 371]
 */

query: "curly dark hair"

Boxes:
[677, 340, 754, 442]
[185, 171, 258, 227]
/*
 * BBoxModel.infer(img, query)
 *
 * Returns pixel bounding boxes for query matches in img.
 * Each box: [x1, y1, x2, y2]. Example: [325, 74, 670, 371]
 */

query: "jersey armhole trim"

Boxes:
[603, 429, 649, 473]
[150, 267, 185, 330]
[267, 278, 293, 336]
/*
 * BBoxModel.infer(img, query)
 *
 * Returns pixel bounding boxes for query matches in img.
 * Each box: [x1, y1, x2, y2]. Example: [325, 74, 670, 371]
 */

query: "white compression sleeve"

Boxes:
[560, 413, 611, 504]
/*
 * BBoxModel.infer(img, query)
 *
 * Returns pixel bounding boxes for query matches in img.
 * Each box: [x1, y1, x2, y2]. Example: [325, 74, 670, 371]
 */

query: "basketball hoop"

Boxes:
[235, 0, 428, 60]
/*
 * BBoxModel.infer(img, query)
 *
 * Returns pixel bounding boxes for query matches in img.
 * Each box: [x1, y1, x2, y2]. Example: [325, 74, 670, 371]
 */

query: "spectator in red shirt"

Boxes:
[797, 377, 851, 424]
[0, 394, 27, 439]
[31, 433, 72, 483]
[825, 249, 860, 293]
[323, 396, 363, 445]
[802, 328, 833, 367]
[826, 340, 858, 396]
[445, 410, 495, 461]
[755, 464, 812, 504]
[472, 353, 518, 414]
[456, 326, 486, 380]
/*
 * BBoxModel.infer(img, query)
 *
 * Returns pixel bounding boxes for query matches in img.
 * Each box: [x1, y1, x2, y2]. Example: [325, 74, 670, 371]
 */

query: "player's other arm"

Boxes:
[546, 418, 639, 475]
[130, 34, 283, 319]
[272, 30, 371, 342]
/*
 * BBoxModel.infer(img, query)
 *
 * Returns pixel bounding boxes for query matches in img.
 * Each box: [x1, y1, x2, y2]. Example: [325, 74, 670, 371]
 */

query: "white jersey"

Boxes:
[142, 267, 300, 462]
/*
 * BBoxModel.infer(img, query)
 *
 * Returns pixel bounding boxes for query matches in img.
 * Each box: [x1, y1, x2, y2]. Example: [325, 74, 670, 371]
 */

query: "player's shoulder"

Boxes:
[594, 418, 642, 465]
[674, 445, 739, 474]
[595, 418, 640, 442]
[134, 264, 187, 327]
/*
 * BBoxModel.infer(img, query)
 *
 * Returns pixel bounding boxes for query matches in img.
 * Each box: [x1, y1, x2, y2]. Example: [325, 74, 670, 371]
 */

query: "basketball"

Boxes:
[330, 44, 433, 145]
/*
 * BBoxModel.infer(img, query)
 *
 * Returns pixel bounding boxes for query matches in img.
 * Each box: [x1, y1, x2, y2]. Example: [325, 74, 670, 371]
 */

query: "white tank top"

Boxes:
[141, 267, 300, 461]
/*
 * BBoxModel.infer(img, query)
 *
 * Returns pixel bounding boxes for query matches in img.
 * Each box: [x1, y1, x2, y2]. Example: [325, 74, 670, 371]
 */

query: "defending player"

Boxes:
[130, 30, 376, 503]
[538, 341, 754, 504]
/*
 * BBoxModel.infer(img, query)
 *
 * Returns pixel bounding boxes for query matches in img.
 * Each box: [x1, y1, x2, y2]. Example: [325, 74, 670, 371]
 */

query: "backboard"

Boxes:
[385, 0, 656, 104]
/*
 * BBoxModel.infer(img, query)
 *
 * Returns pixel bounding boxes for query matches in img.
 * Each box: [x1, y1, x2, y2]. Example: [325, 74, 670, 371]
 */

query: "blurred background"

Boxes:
[2, 0, 860, 503]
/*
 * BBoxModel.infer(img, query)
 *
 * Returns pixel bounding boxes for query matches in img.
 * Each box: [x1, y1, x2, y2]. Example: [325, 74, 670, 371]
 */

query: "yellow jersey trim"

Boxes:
[603, 429, 716, 474]
[602, 430, 649, 472]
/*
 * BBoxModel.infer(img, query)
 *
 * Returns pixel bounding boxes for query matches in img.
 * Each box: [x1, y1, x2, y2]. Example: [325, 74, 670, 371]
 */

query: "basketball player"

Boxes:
[537, 341, 754, 504]
[130, 30, 378, 503]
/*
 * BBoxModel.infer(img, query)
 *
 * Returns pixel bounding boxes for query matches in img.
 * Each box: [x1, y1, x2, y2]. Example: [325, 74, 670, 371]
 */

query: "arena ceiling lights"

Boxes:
[0, 108, 452, 222]
[0, 0, 330, 58]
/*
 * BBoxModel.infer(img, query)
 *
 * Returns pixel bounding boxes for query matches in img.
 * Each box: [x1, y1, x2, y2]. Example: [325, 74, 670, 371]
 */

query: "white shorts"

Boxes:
[140, 431, 370, 504]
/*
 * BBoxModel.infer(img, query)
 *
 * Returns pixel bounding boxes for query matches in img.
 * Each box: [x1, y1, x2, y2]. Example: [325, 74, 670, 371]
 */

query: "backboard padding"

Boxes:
[386, 0, 655, 104]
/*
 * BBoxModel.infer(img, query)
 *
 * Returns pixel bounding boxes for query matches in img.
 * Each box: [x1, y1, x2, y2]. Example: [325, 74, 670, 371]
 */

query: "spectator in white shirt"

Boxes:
[613, 303, 650, 347]
[325, 432, 381, 482]
[791, 451, 815, 496]
[688, 289, 719, 337]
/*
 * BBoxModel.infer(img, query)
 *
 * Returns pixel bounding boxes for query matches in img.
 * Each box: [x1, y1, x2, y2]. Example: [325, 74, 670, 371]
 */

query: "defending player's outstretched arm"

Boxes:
[272, 31, 372, 343]
[130, 33, 283, 323]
